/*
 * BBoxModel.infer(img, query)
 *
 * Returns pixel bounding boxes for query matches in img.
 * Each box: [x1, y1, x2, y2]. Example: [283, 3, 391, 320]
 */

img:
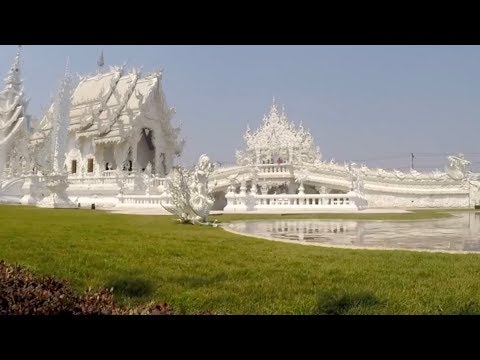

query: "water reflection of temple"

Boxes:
[231, 212, 480, 252]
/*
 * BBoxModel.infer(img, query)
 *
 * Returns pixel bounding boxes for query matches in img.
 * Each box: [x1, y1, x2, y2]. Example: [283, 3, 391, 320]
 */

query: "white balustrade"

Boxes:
[68, 175, 118, 185]
[256, 164, 291, 174]
[116, 193, 171, 209]
[102, 170, 117, 178]
[224, 191, 367, 212]
[66, 172, 168, 188]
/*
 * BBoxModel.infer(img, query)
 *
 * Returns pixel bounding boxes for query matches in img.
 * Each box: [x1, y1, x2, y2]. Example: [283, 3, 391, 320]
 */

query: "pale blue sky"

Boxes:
[2, 45, 480, 171]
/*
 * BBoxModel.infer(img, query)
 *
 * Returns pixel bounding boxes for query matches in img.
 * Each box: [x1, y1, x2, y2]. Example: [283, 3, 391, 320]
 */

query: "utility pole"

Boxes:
[411, 153, 414, 170]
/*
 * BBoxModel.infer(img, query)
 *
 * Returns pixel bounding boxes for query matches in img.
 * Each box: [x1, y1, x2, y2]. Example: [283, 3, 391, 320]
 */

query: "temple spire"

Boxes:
[4, 45, 22, 92]
[97, 50, 104, 73]
[35, 56, 77, 208]
[51, 57, 72, 173]
[269, 96, 279, 116]
[64, 57, 70, 79]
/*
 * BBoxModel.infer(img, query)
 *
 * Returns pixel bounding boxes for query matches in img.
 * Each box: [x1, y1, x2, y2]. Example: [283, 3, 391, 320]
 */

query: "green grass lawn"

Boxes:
[1, 205, 479, 314]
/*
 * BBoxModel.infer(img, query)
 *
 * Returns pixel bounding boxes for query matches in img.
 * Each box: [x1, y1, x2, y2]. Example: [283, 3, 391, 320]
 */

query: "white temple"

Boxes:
[1, 47, 480, 212]
[0, 47, 32, 195]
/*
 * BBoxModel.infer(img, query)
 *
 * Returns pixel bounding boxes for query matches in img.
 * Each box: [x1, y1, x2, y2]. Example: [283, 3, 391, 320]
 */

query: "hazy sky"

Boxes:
[2, 45, 480, 171]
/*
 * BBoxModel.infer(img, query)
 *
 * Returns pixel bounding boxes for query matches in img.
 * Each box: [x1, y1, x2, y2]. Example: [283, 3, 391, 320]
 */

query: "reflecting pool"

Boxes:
[223, 212, 480, 252]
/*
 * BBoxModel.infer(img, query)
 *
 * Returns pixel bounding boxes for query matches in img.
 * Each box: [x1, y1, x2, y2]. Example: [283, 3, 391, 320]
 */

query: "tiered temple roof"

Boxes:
[236, 98, 321, 165]
[32, 63, 183, 156]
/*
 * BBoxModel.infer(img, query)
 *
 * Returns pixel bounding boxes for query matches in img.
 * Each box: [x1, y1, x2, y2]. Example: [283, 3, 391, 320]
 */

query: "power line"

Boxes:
[351, 154, 412, 162]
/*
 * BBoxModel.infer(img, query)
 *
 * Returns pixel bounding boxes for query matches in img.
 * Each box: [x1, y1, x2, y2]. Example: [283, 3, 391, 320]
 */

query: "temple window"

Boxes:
[71, 160, 77, 174]
[87, 158, 94, 173]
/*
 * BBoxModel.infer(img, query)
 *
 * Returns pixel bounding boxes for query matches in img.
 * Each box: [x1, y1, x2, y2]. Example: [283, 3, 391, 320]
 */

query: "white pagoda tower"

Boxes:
[0, 46, 32, 180]
[36, 59, 76, 208]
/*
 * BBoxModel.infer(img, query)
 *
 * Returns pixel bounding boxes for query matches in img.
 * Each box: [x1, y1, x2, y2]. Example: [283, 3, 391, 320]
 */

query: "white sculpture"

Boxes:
[376, 168, 387, 177]
[393, 169, 405, 180]
[37, 59, 76, 209]
[142, 162, 153, 195]
[360, 164, 369, 175]
[227, 172, 239, 193]
[115, 166, 129, 195]
[346, 163, 364, 194]
[353, 174, 365, 195]
[446, 153, 470, 180]
[410, 168, 421, 179]
[295, 167, 309, 194]
[260, 182, 269, 195]
[162, 154, 215, 224]
[190, 154, 215, 219]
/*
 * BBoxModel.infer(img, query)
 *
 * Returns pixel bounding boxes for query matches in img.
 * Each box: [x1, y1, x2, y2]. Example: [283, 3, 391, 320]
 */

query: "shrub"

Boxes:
[0, 260, 173, 315]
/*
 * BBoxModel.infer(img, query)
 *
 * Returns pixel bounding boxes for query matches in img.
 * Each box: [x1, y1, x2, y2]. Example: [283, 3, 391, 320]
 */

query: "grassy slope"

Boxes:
[1, 205, 479, 314]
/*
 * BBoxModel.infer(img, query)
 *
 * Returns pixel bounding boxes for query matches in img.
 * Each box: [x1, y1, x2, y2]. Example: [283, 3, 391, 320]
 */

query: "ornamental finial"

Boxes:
[270, 96, 279, 114]
[97, 50, 104, 73]
[64, 56, 70, 78]
[4, 45, 23, 91]
[15, 45, 22, 65]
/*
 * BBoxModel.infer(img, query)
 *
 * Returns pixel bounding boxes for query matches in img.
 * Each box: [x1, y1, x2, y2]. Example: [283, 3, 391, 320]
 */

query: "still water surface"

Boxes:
[224, 212, 480, 252]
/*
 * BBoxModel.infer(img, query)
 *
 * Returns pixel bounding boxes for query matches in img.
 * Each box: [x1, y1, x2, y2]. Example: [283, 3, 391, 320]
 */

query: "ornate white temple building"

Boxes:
[207, 100, 480, 211]
[1, 47, 480, 212]
[0, 47, 184, 208]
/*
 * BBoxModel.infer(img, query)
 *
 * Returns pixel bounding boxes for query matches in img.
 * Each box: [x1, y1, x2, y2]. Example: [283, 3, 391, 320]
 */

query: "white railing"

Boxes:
[255, 194, 352, 206]
[256, 164, 291, 174]
[102, 170, 117, 177]
[68, 175, 118, 185]
[117, 194, 171, 208]
[66, 172, 167, 188]
[224, 191, 367, 212]
[80, 185, 367, 212]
